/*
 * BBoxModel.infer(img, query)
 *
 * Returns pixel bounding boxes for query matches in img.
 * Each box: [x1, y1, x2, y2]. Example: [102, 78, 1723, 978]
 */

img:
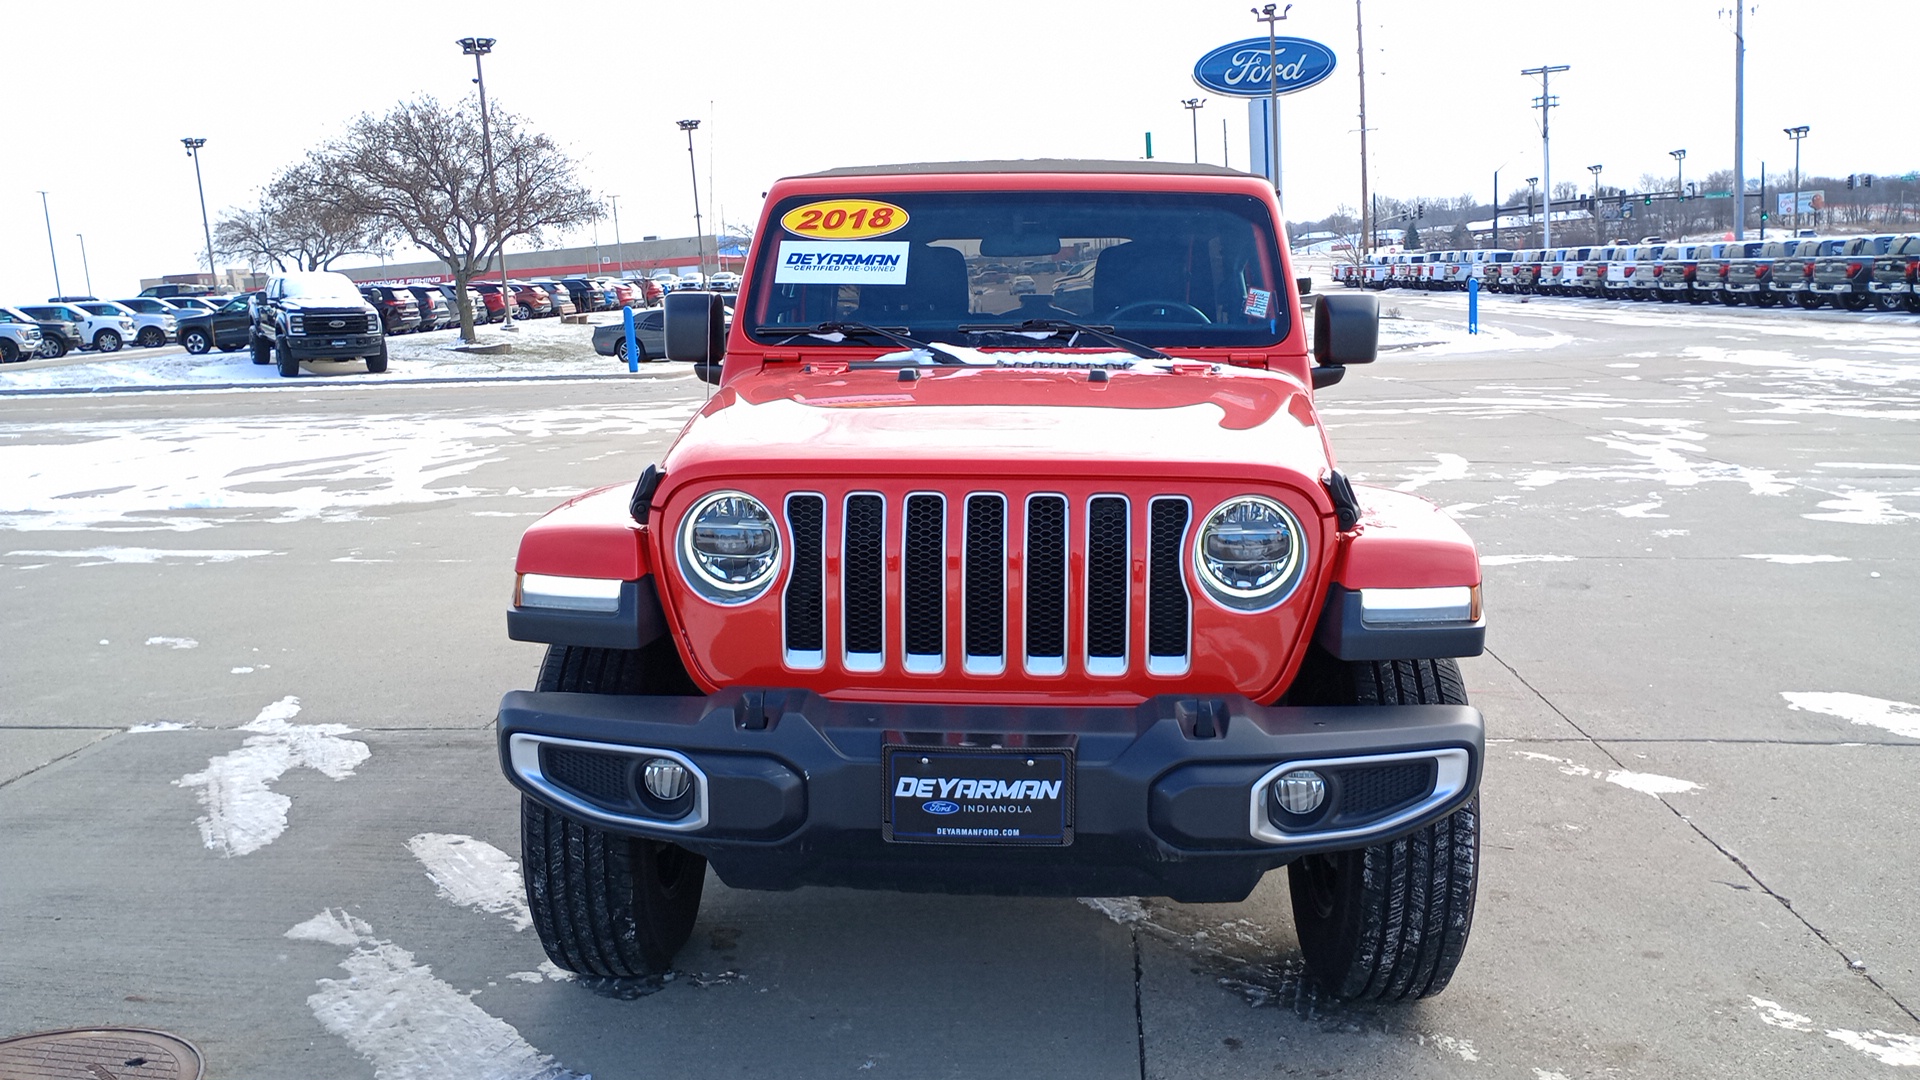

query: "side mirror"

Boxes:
[665, 291, 726, 380]
[1311, 292, 1378, 367]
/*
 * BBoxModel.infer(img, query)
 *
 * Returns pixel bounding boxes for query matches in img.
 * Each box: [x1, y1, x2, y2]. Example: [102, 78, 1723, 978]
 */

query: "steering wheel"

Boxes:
[1106, 299, 1212, 324]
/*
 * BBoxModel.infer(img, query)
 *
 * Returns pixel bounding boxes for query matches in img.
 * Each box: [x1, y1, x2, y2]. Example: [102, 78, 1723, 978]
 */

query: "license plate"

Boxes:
[331, 339, 347, 347]
[883, 746, 1073, 846]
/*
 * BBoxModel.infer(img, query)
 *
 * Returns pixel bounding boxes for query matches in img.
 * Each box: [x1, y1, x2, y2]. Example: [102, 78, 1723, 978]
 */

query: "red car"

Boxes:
[498, 161, 1487, 1001]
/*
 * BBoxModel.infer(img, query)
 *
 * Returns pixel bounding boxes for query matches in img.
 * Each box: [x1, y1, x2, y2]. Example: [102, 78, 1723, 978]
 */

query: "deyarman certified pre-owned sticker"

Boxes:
[781, 198, 909, 239]
[775, 241, 911, 285]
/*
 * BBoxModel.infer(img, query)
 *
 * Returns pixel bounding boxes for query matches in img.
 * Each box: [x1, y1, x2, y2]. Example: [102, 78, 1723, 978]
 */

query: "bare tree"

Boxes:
[308, 95, 600, 342]
[214, 163, 389, 273]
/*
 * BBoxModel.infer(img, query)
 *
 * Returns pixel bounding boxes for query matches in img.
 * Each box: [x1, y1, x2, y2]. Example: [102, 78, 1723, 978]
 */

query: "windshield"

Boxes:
[280, 273, 363, 302]
[746, 189, 1288, 348]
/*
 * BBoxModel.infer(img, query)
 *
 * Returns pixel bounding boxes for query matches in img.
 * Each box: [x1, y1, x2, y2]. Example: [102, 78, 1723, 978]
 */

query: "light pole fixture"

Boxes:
[181, 139, 216, 291]
[1251, 4, 1291, 201]
[38, 191, 62, 298]
[679, 119, 707, 281]
[1783, 125, 1809, 232]
[458, 35, 513, 329]
[1522, 63, 1570, 249]
[1588, 164, 1603, 244]
[1182, 97, 1206, 164]
[1670, 149, 1686, 234]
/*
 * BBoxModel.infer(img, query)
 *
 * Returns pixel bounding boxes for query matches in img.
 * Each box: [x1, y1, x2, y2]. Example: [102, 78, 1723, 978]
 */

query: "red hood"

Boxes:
[658, 363, 1335, 495]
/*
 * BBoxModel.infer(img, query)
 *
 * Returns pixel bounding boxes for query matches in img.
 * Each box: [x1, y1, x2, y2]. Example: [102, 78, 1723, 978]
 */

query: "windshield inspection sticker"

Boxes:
[781, 198, 909, 239]
[1244, 287, 1273, 318]
[776, 241, 911, 285]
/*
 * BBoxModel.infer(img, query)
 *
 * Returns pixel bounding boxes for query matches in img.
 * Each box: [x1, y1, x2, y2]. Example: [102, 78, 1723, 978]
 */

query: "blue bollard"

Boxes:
[1467, 275, 1480, 334]
[624, 306, 639, 373]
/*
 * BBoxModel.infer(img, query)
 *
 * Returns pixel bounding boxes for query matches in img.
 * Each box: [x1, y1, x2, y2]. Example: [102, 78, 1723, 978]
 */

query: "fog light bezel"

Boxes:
[1249, 748, 1471, 846]
[507, 734, 709, 833]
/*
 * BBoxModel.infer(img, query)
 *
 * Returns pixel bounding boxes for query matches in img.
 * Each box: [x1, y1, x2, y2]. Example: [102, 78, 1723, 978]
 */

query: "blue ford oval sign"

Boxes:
[1193, 37, 1337, 98]
[922, 800, 960, 815]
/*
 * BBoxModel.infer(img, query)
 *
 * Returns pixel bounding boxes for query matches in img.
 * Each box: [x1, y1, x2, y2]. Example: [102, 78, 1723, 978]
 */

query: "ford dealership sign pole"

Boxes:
[1193, 28, 1336, 210]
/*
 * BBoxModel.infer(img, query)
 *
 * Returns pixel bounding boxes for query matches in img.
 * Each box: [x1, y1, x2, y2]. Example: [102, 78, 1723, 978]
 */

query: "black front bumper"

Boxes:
[283, 332, 383, 359]
[497, 689, 1483, 904]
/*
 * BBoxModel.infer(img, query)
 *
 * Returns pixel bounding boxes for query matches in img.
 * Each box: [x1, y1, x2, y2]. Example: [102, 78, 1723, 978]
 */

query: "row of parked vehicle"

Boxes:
[1334, 233, 1920, 313]
[0, 295, 193, 362]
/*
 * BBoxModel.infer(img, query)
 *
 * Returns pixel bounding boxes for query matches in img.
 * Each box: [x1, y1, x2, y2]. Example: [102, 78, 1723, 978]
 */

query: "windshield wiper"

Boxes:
[752, 321, 966, 365]
[955, 319, 1170, 361]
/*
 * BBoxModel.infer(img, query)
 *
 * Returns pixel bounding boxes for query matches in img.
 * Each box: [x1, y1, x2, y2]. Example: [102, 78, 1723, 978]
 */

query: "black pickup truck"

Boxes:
[252, 271, 389, 377]
[1865, 234, 1920, 312]
[1810, 235, 1898, 312]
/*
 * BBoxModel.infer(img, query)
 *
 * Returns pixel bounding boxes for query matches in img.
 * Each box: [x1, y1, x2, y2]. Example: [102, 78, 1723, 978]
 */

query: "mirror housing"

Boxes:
[1311, 292, 1378, 367]
[665, 291, 726, 369]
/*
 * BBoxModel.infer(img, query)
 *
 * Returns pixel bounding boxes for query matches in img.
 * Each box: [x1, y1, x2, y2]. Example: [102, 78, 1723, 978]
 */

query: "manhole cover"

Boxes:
[0, 1028, 201, 1080]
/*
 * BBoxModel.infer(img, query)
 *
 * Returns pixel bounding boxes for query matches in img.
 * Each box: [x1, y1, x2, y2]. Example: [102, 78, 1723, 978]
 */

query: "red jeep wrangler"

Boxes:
[500, 161, 1486, 1001]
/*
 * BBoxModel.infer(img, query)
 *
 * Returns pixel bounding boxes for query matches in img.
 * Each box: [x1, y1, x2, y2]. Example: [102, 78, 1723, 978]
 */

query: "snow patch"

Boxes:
[1418, 1033, 1479, 1062]
[507, 962, 576, 984]
[7, 547, 272, 564]
[1750, 997, 1815, 1032]
[1802, 490, 1920, 525]
[1077, 896, 1149, 925]
[406, 833, 533, 932]
[128, 721, 192, 733]
[1395, 453, 1469, 492]
[1742, 554, 1850, 565]
[175, 696, 371, 856]
[145, 636, 199, 649]
[1826, 1029, 1920, 1067]
[1514, 751, 1701, 797]
[1481, 554, 1578, 567]
[1783, 692, 1920, 739]
[290, 911, 583, 1080]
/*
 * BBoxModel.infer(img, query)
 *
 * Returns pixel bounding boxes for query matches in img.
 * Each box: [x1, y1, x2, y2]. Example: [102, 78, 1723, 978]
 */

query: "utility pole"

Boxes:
[1253, 3, 1292, 203]
[1733, 1, 1746, 239]
[39, 192, 62, 298]
[181, 140, 217, 291]
[1670, 149, 1686, 235]
[1492, 170, 1500, 249]
[609, 194, 626, 281]
[1588, 164, 1604, 246]
[1356, 0, 1370, 254]
[77, 234, 93, 296]
[1522, 64, 1569, 250]
[1784, 125, 1809, 233]
[1182, 98, 1206, 163]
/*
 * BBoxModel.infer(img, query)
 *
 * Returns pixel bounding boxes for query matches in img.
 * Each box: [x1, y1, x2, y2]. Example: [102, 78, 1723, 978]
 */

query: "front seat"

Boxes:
[1092, 241, 1213, 321]
[856, 244, 970, 323]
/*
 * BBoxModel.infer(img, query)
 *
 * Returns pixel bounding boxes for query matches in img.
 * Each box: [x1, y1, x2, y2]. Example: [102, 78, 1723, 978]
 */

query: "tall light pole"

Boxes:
[458, 36, 513, 329]
[609, 195, 626, 282]
[1182, 97, 1206, 164]
[1669, 149, 1686, 235]
[1783, 125, 1809, 232]
[1525, 176, 1538, 230]
[1588, 164, 1604, 245]
[76, 234, 93, 296]
[181, 139, 217, 290]
[1522, 64, 1569, 250]
[678, 119, 707, 282]
[38, 191, 62, 298]
[1732, 2, 1747, 239]
[1252, 4, 1291, 203]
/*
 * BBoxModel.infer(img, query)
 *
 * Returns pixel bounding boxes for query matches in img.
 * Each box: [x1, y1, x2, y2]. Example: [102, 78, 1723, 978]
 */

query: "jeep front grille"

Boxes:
[782, 491, 1192, 679]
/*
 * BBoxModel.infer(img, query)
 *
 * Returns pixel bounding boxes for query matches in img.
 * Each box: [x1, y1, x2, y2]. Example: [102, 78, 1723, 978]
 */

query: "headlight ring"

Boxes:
[677, 490, 781, 604]
[1194, 495, 1307, 611]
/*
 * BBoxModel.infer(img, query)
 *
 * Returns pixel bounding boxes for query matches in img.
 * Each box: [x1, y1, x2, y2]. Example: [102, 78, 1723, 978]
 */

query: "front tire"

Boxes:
[137, 327, 164, 347]
[0, 338, 17, 364]
[94, 330, 122, 353]
[1285, 656, 1480, 1002]
[252, 335, 272, 365]
[365, 342, 388, 374]
[276, 338, 299, 377]
[522, 645, 707, 977]
[181, 329, 211, 354]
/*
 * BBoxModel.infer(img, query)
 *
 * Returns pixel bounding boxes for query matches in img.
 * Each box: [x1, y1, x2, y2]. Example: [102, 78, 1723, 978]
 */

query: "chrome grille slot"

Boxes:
[1147, 498, 1191, 676]
[902, 494, 946, 673]
[1025, 495, 1068, 675]
[783, 494, 825, 668]
[1085, 496, 1130, 676]
[963, 494, 1007, 675]
[843, 494, 885, 671]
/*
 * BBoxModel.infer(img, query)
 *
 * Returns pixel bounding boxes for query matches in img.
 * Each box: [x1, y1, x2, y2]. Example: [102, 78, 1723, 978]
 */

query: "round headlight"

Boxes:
[1194, 496, 1306, 610]
[678, 490, 780, 604]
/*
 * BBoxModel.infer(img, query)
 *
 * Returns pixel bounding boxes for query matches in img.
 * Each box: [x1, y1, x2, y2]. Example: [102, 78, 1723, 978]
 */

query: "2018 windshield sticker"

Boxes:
[780, 199, 910, 239]
[1244, 288, 1273, 318]
[775, 241, 911, 285]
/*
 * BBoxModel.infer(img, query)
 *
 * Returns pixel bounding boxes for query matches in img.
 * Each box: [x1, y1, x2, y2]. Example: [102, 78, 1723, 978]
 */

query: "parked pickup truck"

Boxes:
[1772, 238, 1842, 308]
[1724, 240, 1797, 306]
[1809, 235, 1897, 312]
[251, 271, 388, 377]
[0, 307, 45, 363]
[499, 160, 1488, 1002]
[1695, 241, 1758, 304]
[1865, 234, 1920, 312]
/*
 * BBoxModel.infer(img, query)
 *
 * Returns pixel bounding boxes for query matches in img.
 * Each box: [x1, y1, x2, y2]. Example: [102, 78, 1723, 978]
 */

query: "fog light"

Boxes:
[643, 759, 692, 802]
[1273, 770, 1327, 815]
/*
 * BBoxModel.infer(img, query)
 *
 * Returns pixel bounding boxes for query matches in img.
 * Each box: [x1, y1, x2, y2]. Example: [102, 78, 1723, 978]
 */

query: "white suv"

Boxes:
[83, 301, 174, 348]
[20, 302, 134, 352]
[0, 307, 45, 364]
[115, 297, 187, 347]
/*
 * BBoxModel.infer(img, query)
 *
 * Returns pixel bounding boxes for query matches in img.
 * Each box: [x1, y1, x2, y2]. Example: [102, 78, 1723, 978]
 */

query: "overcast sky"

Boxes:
[6, 0, 1909, 302]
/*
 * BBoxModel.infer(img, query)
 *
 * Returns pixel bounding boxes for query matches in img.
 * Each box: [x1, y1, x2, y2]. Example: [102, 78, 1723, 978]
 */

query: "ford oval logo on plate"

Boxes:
[1192, 36, 1337, 98]
[922, 800, 959, 815]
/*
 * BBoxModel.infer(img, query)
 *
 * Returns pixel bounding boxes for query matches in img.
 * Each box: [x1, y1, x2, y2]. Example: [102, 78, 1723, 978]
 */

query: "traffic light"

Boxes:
[1847, 174, 1855, 190]
[1761, 210, 1769, 221]
[1865, 174, 1874, 188]
[1644, 195, 1653, 205]
[1417, 203, 1425, 219]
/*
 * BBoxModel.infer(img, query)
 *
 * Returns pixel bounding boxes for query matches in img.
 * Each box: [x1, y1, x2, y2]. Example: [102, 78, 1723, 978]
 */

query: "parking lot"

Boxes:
[2, 290, 1916, 1078]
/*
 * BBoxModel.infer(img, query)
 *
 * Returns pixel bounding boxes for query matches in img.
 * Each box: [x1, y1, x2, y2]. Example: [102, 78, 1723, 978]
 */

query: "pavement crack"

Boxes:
[1487, 646, 1920, 1026]
[1133, 928, 1147, 1080]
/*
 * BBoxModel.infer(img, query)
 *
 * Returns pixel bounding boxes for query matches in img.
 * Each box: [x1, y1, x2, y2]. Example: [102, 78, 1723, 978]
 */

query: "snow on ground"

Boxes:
[0, 313, 671, 393]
